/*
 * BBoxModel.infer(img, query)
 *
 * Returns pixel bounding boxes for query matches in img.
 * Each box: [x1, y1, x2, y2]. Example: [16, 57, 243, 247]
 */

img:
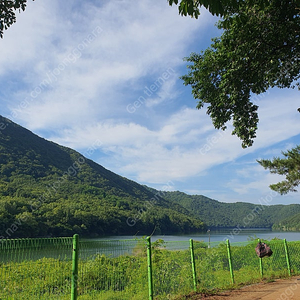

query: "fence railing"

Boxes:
[0, 235, 299, 299]
[0, 237, 73, 300]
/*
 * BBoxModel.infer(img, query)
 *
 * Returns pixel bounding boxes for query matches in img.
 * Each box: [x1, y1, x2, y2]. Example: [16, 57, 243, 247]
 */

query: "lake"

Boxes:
[92, 228, 300, 244]
[2, 229, 300, 262]
[79, 229, 300, 257]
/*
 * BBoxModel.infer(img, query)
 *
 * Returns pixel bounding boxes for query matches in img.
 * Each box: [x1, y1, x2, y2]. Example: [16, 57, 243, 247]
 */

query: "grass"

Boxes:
[0, 238, 299, 299]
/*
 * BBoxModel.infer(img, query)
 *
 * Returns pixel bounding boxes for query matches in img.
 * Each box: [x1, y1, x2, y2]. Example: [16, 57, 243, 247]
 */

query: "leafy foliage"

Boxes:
[258, 145, 300, 194]
[179, 0, 300, 147]
[168, 0, 272, 18]
[0, 0, 33, 38]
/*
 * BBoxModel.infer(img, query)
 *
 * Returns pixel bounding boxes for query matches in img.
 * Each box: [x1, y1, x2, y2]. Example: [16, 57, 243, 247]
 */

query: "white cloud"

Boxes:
[0, 1, 59, 74]
[49, 107, 238, 183]
[3, 0, 215, 131]
[227, 164, 282, 195]
[46, 86, 300, 187]
[253, 89, 300, 147]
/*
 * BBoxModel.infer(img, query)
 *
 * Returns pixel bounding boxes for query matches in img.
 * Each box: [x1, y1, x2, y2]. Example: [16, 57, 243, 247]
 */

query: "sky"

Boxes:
[0, 0, 299, 206]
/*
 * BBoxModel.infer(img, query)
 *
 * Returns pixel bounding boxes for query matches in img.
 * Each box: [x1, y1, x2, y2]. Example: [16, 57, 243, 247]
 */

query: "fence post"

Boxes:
[146, 236, 154, 300]
[190, 239, 197, 291]
[226, 239, 234, 284]
[283, 239, 291, 276]
[71, 234, 79, 300]
[258, 239, 263, 278]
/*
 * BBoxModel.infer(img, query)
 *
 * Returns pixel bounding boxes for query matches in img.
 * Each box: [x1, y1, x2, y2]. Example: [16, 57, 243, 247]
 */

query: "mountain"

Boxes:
[0, 115, 205, 238]
[160, 191, 300, 229]
[272, 213, 300, 231]
[1, 115, 299, 239]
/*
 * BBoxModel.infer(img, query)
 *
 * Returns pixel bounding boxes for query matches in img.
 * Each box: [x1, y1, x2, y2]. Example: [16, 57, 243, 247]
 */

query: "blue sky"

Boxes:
[0, 0, 299, 205]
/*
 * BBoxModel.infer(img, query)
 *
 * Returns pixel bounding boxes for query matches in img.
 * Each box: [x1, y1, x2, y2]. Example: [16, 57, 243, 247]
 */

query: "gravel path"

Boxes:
[184, 276, 300, 300]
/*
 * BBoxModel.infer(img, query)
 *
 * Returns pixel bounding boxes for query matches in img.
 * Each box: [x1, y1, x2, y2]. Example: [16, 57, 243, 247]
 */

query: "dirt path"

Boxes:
[186, 276, 300, 300]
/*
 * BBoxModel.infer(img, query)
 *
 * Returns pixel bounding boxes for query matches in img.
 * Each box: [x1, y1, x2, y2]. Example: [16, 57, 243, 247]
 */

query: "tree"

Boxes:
[258, 146, 300, 194]
[168, 0, 272, 18]
[0, 0, 31, 38]
[170, 0, 300, 147]
[171, 0, 300, 195]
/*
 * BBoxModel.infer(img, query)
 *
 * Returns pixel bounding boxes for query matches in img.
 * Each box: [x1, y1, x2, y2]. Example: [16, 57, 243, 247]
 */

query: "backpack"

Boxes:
[255, 242, 273, 258]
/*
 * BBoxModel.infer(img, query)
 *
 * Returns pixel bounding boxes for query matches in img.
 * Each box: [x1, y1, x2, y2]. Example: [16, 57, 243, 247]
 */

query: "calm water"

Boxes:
[3, 229, 299, 262]
[94, 229, 300, 244]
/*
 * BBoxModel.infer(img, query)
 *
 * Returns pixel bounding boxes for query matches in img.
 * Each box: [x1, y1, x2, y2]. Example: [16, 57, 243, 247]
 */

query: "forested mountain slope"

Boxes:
[1, 115, 299, 239]
[160, 191, 300, 228]
[0, 116, 205, 238]
[273, 213, 300, 231]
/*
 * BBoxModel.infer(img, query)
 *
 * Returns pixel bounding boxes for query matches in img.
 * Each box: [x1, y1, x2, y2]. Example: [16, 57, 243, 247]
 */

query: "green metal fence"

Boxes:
[77, 237, 149, 299]
[0, 235, 300, 299]
[0, 237, 73, 299]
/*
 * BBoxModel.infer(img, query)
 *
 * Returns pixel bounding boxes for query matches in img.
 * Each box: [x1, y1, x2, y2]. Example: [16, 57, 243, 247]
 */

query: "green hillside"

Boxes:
[0, 116, 205, 238]
[1, 115, 299, 239]
[273, 213, 300, 231]
[160, 191, 300, 229]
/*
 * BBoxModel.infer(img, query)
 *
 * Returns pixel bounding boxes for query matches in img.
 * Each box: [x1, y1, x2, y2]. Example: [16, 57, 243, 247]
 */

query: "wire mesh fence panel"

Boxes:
[0, 237, 72, 262]
[287, 241, 300, 275]
[151, 240, 192, 299]
[260, 240, 289, 278]
[1, 235, 300, 300]
[0, 237, 73, 300]
[77, 238, 148, 300]
[193, 241, 232, 290]
[229, 240, 260, 285]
